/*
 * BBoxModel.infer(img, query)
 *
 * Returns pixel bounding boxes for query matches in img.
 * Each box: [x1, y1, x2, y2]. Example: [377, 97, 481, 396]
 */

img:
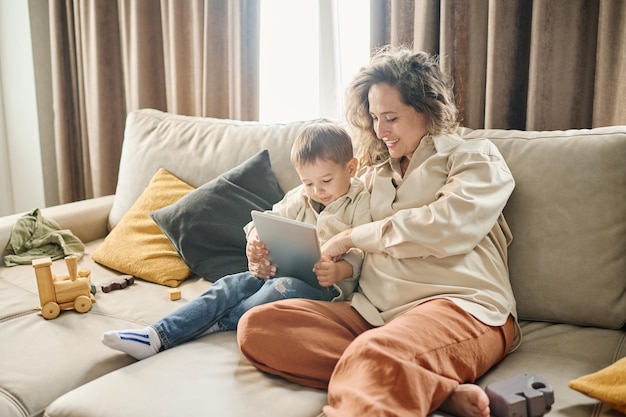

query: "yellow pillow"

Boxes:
[92, 168, 195, 287]
[568, 357, 626, 413]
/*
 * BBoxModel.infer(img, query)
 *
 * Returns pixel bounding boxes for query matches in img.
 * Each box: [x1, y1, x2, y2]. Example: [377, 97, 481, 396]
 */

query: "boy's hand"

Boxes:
[313, 256, 340, 287]
[313, 256, 352, 287]
[246, 229, 276, 279]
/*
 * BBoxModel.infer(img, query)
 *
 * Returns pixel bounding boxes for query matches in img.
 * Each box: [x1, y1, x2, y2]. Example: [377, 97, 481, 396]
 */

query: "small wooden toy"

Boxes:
[101, 275, 135, 293]
[486, 373, 554, 417]
[168, 288, 182, 301]
[78, 267, 97, 294]
[32, 255, 95, 320]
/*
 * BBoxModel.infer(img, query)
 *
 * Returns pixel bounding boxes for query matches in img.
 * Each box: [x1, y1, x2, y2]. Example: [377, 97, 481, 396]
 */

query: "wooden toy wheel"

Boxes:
[74, 295, 92, 313]
[42, 302, 61, 319]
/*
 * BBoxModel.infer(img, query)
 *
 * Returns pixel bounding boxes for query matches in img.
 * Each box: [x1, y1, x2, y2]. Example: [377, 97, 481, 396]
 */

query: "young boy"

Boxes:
[102, 123, 371, 360]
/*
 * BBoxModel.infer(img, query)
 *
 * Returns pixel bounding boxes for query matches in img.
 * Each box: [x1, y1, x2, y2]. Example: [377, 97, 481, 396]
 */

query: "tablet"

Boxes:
[250, 211, 323, 290]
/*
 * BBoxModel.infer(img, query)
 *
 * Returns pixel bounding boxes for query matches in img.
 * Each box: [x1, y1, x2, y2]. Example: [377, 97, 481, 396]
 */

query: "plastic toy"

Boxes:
[485, 373, 555, 417]
[32, 255, 96, 319]
[101, 275, 135, 293]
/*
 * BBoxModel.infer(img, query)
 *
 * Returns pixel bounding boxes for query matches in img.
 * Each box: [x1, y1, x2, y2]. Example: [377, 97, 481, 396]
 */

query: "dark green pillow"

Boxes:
[151, 149, 284, 282]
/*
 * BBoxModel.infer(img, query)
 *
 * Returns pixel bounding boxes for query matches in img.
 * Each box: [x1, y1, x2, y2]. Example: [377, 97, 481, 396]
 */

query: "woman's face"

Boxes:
[368, 83, 428, 161]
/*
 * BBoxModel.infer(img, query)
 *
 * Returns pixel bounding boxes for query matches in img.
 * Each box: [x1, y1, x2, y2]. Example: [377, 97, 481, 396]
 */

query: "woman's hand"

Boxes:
[246, 229, 276, 279]
[321, 228, 355, 261]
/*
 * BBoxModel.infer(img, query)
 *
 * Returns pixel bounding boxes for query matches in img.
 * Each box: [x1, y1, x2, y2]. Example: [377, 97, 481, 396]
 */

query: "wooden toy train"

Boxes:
[32, 255, 95, 319]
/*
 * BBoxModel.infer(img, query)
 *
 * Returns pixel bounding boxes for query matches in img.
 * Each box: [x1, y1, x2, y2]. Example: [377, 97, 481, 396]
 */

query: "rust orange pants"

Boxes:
[237, 298, 516, 417]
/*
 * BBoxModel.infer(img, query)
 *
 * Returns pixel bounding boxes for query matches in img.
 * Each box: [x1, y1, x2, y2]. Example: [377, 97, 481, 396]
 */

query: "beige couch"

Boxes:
[1, 108, 624, 417]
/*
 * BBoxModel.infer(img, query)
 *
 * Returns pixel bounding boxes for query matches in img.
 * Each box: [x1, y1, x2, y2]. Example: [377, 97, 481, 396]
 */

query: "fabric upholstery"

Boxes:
[459, 126, 626, 328]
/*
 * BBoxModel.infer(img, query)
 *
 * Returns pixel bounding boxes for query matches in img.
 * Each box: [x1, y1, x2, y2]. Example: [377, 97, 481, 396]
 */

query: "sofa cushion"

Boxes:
[151, 149, 284, 282]
[0, 242, 215, 417]
[43, 332, 328, 417]
[109, 109, 329, 230]
[459, 126, 626, 329]
[41, 321, 626, 417]
[92, 168, 194, 287]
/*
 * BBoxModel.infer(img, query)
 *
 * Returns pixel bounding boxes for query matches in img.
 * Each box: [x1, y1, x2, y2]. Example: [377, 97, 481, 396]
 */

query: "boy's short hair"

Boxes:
[291, 123, 354, 168]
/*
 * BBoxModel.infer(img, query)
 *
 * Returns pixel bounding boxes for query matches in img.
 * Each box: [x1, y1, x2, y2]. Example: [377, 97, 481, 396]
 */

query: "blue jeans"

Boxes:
[152, 271, 337, 350]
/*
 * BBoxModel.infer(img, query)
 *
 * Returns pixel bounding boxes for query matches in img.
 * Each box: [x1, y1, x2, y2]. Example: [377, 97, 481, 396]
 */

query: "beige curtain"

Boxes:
[49, 0, 259, 203]
[371, 0, 626, 131]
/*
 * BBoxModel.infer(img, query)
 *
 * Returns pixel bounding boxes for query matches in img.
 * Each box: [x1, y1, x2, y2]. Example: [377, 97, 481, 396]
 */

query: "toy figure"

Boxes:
[101, 275, 135, 293]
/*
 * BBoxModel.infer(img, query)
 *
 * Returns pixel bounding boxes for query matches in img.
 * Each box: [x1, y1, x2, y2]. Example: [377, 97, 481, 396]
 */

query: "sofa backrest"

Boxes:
[109, 109, 329, 229]
[459, 126, 626, 329]
[112, 109, 626, 329]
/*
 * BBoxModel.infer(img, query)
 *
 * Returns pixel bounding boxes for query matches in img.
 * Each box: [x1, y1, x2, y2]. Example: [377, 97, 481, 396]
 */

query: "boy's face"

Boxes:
[296, 158, 357, 206]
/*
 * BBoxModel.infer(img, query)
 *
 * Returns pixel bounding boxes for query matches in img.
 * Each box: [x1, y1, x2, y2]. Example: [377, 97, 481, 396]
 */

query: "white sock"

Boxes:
[102, 326, 162, 360]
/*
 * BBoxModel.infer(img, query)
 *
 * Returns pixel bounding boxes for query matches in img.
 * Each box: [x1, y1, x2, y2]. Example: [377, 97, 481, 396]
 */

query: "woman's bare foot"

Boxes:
[440, 383, 490, 417]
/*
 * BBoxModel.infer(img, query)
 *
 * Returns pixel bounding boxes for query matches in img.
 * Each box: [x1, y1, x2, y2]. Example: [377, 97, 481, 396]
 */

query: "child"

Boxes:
[102, 123, 371, 360]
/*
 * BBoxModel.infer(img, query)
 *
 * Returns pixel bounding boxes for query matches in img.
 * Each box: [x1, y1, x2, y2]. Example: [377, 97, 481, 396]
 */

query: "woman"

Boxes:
[238, 47, 520, 417]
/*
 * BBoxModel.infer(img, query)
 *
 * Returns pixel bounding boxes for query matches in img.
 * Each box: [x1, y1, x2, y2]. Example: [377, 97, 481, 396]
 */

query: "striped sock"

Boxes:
[102, 326, 162, 360]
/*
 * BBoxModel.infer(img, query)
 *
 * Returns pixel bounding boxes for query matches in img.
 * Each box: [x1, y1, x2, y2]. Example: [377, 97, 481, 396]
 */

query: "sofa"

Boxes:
[0, 108, 624, 417]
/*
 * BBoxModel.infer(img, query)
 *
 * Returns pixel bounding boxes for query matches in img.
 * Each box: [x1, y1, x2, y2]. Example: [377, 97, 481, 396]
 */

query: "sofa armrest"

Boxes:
[0, 195, 115, 258]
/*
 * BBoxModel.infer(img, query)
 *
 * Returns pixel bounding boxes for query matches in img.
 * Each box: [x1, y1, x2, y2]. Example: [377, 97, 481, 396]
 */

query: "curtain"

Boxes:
[370, 0, 626, 131]
[49, 0, 260, 203]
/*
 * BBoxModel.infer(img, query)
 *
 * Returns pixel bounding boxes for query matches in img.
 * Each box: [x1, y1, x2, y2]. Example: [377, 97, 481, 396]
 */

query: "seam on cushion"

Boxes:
[612, 329, 626, 362]
[478, 130, 626, 141]
[130, 107, 329, 130]
[0, 308, 162, 327]
[591, 400, 611, 417]
[517, 317, 625, 331]
[0, 388, 28, 417]
[0, 277, 39, 296]
[512, 347, 619, 369]
[85, 311, 151, 327]
[159, 113, 331, 130]
[1, 310, 151, 326]
[0, 309, 39, 323]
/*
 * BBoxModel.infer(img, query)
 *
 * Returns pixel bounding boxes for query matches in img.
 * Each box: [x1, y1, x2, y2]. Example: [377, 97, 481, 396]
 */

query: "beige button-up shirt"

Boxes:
[351, 134, 520, 346]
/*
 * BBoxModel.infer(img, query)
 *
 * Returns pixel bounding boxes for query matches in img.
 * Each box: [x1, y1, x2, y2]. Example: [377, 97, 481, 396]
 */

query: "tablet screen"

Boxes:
[251, 211, 323, 289]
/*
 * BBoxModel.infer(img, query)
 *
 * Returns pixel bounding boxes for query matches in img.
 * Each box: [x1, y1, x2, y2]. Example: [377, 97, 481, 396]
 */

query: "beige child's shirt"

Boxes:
[351, 133, 521, 348]
[245, 177, 372, 300]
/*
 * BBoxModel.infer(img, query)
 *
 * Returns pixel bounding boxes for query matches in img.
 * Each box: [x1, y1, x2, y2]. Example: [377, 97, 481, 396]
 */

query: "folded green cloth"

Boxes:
[3, 208, 85, 266]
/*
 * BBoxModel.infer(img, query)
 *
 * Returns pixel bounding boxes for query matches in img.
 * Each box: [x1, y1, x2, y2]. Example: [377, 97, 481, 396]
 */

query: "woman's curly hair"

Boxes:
[345, 46, 459, 166]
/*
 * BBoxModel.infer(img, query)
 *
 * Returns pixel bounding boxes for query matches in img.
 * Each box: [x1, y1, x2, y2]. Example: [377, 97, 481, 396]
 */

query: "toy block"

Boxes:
[33, 257, 55, 300]
[78, 268, 97, 294]
[486, 373, 554, 417]
[168, 288, 182, 301]
[55, 279, 91, 304]
[65, 255, 78, 280]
